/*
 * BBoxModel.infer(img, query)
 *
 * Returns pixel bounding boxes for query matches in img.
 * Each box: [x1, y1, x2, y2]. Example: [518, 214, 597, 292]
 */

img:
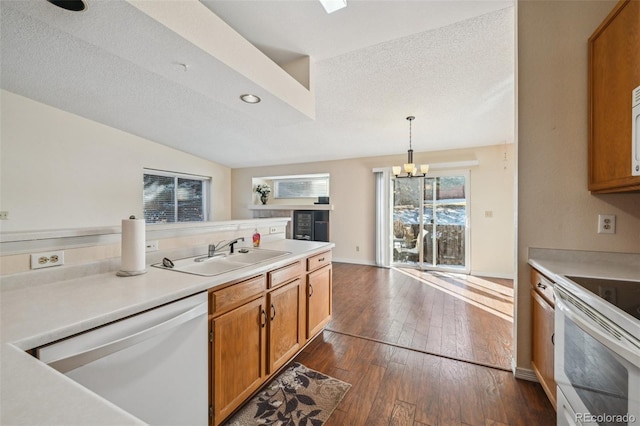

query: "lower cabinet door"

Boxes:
[307, 264, 332, 339]
[267, 278, 303, 374]
[211, 297, 266, 425]
[531, 289, 556, 409]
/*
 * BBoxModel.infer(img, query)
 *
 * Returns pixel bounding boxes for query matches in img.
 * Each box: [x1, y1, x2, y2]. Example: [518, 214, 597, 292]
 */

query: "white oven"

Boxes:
[554, 277, 640, 426]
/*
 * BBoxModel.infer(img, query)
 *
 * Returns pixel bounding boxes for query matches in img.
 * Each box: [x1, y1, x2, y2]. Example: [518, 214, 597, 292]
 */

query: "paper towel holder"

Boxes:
[116, 215, 147, 277]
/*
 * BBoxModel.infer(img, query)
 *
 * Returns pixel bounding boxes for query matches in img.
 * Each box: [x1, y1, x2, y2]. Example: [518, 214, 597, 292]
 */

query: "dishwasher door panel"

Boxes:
[38, 293, 208, 426]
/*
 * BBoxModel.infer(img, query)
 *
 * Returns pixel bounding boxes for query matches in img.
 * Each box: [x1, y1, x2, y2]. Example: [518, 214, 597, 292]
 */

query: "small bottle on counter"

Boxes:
[252, 228, 261, 247]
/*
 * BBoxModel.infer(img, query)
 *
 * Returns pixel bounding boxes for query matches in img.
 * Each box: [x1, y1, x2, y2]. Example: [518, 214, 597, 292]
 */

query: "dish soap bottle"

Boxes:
[252, 228, 261, 247]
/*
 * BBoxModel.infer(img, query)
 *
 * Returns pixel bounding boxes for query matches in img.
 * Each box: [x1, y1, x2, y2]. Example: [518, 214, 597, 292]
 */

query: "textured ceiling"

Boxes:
[0, 0, 515, 168]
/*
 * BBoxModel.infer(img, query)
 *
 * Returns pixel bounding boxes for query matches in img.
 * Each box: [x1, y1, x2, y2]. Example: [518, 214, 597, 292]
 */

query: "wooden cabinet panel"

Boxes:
[210, 275, 265, 316]
[531, 289, 557, 410]
[588, 0, 640, 192]
[268, 261, 303, 289]
[307, 250, 332, 272]
[530, 268, 555, 307]
[211, 297, 266, 425]
[530, 266, 556, 410]
[267, 278, 303, 374]
[307, 264, 332, 339]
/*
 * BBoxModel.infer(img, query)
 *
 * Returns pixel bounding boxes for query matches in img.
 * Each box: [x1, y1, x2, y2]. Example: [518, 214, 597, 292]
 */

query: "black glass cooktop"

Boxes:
[565, 276, 640, 320]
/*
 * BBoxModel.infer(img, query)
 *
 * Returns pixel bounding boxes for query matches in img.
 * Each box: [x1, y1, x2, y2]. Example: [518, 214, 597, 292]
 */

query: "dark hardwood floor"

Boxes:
[327, 263, 514, 370]
[293, 263, 555, 426]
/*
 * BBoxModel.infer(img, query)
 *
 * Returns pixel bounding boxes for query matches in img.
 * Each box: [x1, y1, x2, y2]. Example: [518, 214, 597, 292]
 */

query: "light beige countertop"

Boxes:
[0, 239, 334, 425]
[528, 247, 640, 282]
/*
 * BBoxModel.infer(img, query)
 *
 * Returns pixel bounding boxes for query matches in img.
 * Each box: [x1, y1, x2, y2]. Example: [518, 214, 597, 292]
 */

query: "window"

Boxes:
[273, 176, 329, 199]
[143, 169, 210, 224]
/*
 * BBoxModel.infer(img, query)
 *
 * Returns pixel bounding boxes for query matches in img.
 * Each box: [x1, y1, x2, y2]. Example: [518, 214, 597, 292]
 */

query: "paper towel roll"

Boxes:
[117, 216, 146, 276]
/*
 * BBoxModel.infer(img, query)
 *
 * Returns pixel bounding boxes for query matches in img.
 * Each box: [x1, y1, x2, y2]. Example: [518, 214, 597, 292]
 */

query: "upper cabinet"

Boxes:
[588, 0, 640, 193]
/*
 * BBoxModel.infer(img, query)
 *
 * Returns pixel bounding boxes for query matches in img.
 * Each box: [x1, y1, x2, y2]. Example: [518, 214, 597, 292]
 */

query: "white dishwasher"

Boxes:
[37, 292, 208, 426]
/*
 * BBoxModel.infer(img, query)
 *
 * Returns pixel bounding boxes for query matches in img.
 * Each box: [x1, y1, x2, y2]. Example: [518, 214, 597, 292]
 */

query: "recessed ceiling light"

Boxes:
[319, 0, 347, 14]
[46, 0, 87, 12]
[240, 94, 261, 104]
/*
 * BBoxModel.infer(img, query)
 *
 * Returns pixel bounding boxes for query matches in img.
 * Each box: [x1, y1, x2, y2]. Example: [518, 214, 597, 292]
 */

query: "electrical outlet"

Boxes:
[0, 211, 8, 220]
[146, 240, 159, 252]
[30, 251, 65, 269]
[597, 214, 616, 234]
[598, 286, 617, 304]
[269, 227, 278, 234]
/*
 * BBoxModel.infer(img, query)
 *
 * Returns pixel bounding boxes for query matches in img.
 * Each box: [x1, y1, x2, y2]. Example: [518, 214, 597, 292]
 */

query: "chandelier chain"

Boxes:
[407, 115, 414, 150]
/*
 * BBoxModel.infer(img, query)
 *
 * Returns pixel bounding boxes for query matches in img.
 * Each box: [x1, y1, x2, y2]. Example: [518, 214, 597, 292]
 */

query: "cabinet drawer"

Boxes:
[306, 251, 332, 272]
[268, 261, 303, 289]
[210, 275, 266, 316]
[530, 268, 555, 307]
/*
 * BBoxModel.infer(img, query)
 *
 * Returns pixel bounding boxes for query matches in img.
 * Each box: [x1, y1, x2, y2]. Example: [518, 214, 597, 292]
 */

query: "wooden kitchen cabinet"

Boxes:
[306, 251, 332, 339]
[530, 268, 557, 410]
[588, 0, 640, 193]
[267, 278, 304, 374]
[307, 250, 332, 272]
[268, 260, 303, 289]
[209, 252, 331, 426]
[211, 295, 267, 424]
[267, 261, 305, 373]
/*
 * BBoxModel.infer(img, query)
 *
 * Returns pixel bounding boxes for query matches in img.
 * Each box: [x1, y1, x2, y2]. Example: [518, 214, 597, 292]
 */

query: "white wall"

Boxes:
[1, 89, 514, 278]
[470, 144, 516, 276]
[0, 90, 231, 232]
[232, 143, 516, 277]
[516, 0, 640, 370]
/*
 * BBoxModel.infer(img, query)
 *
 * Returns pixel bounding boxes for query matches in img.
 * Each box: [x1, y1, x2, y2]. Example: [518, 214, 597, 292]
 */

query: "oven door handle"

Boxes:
[556, 297, 640, 366]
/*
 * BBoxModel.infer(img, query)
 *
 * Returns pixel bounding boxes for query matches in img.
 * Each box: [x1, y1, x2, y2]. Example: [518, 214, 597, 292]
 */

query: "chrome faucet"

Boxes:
[214, 237, 245, 254]
[195, 237, 245, 262]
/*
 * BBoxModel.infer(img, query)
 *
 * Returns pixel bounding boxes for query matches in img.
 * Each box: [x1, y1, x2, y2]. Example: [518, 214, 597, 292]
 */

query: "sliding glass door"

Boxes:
[392, 171, 469, 273]
[392, 178, 421, 265]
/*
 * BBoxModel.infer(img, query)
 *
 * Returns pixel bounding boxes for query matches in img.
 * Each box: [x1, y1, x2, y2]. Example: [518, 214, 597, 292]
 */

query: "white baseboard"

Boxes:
[469, 270, 515, 280]
[514, 367, 539, 382]
[331, 257, 378, 266]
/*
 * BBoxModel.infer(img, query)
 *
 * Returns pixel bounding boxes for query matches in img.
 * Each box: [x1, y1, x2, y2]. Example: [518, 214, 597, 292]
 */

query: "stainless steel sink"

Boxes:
[152, 248, 291, 276]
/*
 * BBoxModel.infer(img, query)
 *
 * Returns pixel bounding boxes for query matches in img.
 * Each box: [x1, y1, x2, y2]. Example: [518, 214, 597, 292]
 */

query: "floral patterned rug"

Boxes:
[224, 362, 351, 426]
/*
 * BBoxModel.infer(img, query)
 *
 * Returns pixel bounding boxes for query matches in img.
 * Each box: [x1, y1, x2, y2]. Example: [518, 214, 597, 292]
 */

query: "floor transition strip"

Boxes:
[324, 328, 512, 373]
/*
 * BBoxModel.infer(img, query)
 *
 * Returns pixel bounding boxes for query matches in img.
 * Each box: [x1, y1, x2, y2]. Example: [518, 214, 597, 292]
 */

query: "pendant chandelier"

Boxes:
[392, 116, 429, 178]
